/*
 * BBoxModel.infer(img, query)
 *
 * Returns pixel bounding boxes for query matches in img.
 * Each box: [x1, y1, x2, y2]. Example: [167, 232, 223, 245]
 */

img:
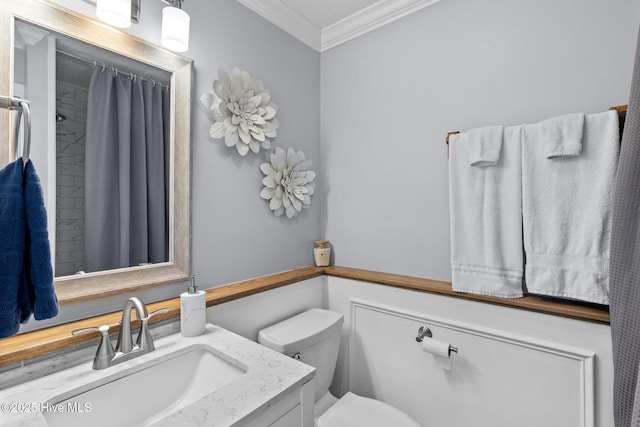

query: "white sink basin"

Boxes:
[1, 324, 315, 427]
[44, 345, 246, 427]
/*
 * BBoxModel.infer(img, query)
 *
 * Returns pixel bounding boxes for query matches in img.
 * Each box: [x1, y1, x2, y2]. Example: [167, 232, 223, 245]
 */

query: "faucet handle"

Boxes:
[72, 324, 109, 337]
[137, 307, 169, 352]
[146, 307, 170, 320]
[72, 325, 115, 370]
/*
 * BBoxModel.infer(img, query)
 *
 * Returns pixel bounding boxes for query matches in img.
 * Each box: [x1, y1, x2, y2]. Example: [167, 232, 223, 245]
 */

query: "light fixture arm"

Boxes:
[161, 0, 184, 8]
[92, 0, 188, 51]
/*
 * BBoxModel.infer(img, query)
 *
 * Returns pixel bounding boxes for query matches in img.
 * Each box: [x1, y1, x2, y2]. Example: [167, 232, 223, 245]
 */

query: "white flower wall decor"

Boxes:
[200, 67, 279, 156]
[260, 147, 316, 219]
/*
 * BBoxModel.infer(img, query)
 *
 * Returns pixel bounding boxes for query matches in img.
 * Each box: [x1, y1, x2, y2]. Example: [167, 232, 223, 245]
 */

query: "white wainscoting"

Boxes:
[326, 277, 612, 426]
[206, 276, 327, 341]
[204, 274, 611, 426]
[348, 299, 595, 427]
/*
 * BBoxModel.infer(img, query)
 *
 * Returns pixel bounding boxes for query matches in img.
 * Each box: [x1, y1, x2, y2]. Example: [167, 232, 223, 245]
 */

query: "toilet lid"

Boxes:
[316, 392, 421, 427]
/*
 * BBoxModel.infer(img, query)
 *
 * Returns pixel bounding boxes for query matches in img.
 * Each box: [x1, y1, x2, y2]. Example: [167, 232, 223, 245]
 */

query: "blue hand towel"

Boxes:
[22, 159, 57, 321]
[0, 159, 27, 338]
[0, 159, 57, 338]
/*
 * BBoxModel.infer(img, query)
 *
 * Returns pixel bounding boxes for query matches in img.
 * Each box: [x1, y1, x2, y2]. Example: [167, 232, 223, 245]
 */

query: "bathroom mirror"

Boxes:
[0, 0, 192, 303]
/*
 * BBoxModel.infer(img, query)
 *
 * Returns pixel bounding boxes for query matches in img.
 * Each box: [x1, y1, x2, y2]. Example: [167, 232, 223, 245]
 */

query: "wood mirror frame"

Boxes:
[0, 0, 192, 304]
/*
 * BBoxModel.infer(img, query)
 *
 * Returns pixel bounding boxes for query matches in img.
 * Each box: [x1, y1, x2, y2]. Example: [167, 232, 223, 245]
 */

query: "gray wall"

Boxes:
[187, 1, 321, 288]
[321, 0, 640, 281]
[39, 0, 640, 326]
[36, 0, 321, 328]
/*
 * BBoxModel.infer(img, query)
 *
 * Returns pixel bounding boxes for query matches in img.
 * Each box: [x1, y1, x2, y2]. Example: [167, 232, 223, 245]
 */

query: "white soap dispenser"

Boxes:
[180, 275, 206, 337]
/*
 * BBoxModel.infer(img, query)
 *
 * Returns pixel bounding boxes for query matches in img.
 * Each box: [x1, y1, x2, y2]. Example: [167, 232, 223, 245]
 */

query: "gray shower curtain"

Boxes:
[85, 68, 169, 273]
[611, 26, 640, 427]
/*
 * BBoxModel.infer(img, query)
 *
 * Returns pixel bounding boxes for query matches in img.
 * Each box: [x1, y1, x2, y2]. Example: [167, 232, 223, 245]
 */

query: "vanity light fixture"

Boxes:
[161, 0, 190, 53]
[90, 0, 188, 52]
[96, 0, 133, 28]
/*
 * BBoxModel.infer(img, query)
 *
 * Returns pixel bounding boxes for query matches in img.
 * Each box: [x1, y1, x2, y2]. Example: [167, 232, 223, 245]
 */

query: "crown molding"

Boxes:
[235, 0, 440, 53]
[15, 22, 50, 49]
[235, 0, 321, 51]
[321, 0, 440, 51]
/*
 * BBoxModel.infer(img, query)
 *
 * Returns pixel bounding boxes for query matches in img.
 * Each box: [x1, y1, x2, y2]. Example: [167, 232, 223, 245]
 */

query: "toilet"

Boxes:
[258, 308, 421, 427]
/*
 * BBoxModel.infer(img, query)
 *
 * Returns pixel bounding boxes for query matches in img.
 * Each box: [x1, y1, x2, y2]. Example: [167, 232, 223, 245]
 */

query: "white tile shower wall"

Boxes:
[55, 80, 87, 276]
[327, 276, 612, 427]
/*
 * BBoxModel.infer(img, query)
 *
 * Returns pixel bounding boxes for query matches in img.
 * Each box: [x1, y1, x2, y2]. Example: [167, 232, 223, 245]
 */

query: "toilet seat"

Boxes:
[316, 392, 421, 427]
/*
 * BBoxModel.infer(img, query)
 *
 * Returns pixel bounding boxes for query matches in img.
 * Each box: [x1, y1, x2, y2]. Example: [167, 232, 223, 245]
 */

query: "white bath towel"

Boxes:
[522, 110, 619, 304]
[449, 125, 523, 298]
[466, 125, 504, 167]
[539, 113, 585, 159]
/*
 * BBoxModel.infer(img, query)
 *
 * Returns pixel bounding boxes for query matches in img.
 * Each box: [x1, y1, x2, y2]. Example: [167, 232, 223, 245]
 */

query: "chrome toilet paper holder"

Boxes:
[415, 326, 458, 354]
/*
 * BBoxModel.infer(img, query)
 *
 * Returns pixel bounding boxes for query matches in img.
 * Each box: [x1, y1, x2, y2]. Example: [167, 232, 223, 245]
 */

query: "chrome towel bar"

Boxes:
[0, 95, 31, 169]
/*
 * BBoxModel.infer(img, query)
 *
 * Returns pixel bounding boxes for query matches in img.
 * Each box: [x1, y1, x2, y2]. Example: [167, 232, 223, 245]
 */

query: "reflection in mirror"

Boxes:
[15, 21, 172, 277]
[1, 0, 192, 303]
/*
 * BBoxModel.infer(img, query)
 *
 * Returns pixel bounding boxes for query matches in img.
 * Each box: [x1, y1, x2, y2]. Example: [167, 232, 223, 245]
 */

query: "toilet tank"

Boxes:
[258, 309, 344, 401]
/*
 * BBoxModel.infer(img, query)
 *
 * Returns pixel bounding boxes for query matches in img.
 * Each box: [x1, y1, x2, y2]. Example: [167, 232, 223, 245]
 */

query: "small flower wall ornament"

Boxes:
[200, 67, 279, 156]
[260, 147, 316, 219]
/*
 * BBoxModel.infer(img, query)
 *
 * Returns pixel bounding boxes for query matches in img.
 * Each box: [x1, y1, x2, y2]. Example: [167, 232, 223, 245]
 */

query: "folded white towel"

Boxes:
[466, 125, 504, 166]
[449, 126, 523, 298]
[522, 111, 619, 304]
[539, 113, 585, 159]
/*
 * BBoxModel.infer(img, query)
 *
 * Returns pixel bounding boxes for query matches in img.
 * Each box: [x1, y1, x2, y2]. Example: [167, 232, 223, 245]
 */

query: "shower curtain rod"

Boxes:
[57, 50, 170, 90]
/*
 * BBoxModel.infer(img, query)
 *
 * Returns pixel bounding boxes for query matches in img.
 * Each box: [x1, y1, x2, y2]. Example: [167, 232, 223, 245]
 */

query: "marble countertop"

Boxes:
[0, 324, 315, 426]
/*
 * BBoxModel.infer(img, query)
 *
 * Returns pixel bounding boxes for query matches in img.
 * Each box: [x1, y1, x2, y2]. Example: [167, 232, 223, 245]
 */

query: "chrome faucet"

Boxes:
[72, 297, 168, 370]
[116, 297, 148, 354]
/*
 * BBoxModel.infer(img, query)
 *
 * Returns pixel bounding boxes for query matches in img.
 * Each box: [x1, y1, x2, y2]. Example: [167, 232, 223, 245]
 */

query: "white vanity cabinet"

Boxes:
[0, 324, 316, 427]
[243, 379, 314, 427]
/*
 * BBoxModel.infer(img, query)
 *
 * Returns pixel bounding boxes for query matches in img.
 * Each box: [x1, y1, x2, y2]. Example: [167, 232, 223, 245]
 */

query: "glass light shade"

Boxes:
[161, 7, 190, 53]
[96, 0, 132, 28]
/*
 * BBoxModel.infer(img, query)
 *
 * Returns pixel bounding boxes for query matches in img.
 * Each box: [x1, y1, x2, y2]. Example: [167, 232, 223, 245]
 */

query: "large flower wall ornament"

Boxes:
[260, 147, 316, 219]
[200, 67, 279, 156]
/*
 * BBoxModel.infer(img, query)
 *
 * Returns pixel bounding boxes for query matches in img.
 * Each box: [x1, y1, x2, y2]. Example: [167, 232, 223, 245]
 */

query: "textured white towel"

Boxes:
[466, 125, 504, 166]
[522, 111, 619, 304]
[539, 113, 585, 159]
[449, 125, 523, 298]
